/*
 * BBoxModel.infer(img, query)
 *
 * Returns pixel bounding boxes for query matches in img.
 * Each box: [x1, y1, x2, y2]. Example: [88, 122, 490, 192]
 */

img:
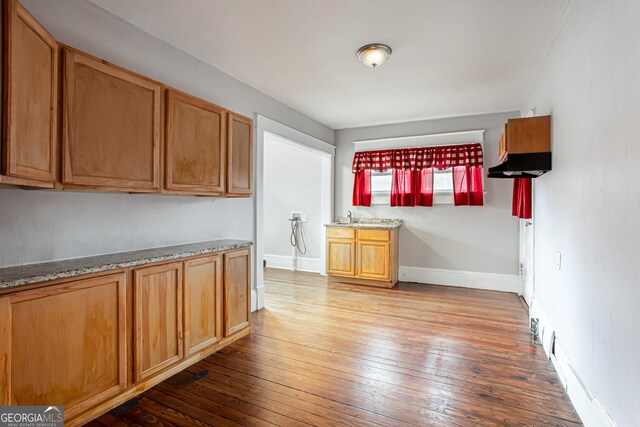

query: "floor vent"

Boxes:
[530, 317, 542, 345]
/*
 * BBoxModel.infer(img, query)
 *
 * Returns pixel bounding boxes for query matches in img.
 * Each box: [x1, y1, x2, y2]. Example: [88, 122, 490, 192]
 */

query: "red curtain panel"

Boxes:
[390, 168, 434, 207]
[352, 169, 371, 207]
[512, 177, 532, 219]
[452, 166, 484, 206]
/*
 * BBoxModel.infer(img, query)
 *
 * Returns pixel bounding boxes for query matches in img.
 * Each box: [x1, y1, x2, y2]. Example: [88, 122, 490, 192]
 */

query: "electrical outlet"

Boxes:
[556, 251, 562, 271]
[301, 214, 308, 223]
[519, 263, 525, 278]
[290, 211, 302, 221]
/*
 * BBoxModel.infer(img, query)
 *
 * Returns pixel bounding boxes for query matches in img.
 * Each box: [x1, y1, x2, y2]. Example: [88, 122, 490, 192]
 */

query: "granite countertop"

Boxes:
[325, 218, 402, 229]
[0, 239, 253, 290]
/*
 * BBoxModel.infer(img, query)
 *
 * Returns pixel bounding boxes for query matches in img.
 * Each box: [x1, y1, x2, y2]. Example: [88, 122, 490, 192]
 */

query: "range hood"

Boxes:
[487, 115, 552, 179]
[487, 152, 551, 178]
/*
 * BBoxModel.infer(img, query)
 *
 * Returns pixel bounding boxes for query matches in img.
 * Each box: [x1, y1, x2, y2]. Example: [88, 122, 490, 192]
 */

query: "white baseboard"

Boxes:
[251, 286, 265, 312]
[530, 301, 617, 427]
[398, 266, 522, 294]
[264, 254, 322, 274]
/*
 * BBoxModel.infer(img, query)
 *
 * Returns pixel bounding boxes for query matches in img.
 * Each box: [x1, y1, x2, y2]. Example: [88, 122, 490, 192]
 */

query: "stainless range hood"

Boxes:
[487, 152, 551, 178]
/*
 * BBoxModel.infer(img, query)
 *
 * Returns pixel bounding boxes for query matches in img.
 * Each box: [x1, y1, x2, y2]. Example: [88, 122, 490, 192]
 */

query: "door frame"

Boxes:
[519, 179, 535, 307]
[254, 115, 335, 311]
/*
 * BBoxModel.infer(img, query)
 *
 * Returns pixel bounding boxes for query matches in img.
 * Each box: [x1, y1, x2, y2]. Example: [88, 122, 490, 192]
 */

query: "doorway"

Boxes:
[263, 133, 332, 273]
[254, 116, 335, 311]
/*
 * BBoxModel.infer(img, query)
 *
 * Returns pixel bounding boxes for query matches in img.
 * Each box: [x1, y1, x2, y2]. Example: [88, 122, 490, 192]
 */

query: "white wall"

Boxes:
[335, 112, 521, 281]
[0, 0, 333, 269]
[522, 0, 640, 425]
[263, 134, 323, 261]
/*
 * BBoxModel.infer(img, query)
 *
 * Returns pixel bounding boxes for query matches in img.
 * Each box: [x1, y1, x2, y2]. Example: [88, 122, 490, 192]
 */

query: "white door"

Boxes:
[520, 217, 535, 306]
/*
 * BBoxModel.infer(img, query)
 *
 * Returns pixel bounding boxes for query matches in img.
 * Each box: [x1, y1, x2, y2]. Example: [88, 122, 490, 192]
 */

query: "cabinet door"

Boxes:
[166, 90, 226, 194]
[327, 238, 356, 277]
[499, 124, 507, 162]
[357, 241, 390, 281]
[133, 262, 183, 382]
[0, 273, 126, 419]
[2, 0, 57, 185]
[226, 113, 253, 196]
[184, 255, 222, 356]
[223, 249, 251, 336]
[62, 48, 161, 190]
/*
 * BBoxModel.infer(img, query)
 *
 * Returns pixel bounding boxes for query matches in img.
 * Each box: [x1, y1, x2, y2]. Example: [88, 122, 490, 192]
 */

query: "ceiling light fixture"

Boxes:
[357, 43, 392, 68]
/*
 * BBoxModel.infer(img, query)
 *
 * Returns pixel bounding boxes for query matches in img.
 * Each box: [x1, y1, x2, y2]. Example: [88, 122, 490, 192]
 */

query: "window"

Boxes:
[370, 168, 454, 204]
[433, 168, 454, 193]
[371, 170, 393, 194]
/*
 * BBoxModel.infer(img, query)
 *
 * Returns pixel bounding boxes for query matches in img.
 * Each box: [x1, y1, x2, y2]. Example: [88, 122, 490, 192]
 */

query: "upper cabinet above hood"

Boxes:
[488, 116, 551, 178]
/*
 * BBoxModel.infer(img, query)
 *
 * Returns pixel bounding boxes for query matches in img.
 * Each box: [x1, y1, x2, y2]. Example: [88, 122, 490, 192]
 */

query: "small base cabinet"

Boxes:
[0, 247, 251, 426]
[326, 227, 399, 288]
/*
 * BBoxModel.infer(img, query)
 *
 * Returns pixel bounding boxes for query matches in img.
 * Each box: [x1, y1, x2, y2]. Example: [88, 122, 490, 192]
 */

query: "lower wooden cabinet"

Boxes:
[0, 248, 252, 425]
[327, 238, 356, 277]
[357, 240, 390, 280]
[223, 248, 251, 336]
[0, 273, 127, 419]
[326, 227, 398, 288]
[183, 255, 222, 356]
[133, 262, 183, 382]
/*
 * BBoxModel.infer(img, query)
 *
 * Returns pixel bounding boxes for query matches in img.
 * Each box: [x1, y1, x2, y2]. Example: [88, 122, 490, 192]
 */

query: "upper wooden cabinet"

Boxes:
[1, 0, 58, 186]
[498, 116, 551, 162]
[1, 2, 254, 197]
[62, 48, 162, 191]
[0, 273, 127, 419]
[165, 90, 226, 194]
[223, 248, 251, 336]
[226, 112, 253, 196]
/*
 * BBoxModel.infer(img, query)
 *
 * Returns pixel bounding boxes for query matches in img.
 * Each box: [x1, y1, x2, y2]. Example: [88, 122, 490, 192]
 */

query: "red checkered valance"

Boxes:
[352, 143, 484, 172]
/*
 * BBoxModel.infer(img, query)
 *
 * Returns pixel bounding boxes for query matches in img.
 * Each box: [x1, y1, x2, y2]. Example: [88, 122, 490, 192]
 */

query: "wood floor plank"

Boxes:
[163, 369, 308, 427]
[97, 269, 581, 426]
[150, 382, 277, 427]
[225, 334, 580, 421]
[206, 344, 578, 427]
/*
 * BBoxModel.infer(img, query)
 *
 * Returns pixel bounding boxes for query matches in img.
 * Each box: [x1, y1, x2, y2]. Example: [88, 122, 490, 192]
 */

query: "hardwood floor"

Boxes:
[93, 268, 581, 426]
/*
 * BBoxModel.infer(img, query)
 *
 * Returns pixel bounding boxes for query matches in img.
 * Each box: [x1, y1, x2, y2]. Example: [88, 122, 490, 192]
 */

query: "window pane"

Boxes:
[371, 171, 392, 193]
[434, 168, 453, 192]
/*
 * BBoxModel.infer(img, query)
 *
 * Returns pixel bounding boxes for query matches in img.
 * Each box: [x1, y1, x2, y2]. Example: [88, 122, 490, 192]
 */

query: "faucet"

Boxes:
[347, 210, 352, 224]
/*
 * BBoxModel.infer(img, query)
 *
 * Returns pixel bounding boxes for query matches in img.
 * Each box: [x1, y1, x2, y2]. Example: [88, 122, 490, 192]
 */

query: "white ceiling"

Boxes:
[88, 0, 571, 129]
